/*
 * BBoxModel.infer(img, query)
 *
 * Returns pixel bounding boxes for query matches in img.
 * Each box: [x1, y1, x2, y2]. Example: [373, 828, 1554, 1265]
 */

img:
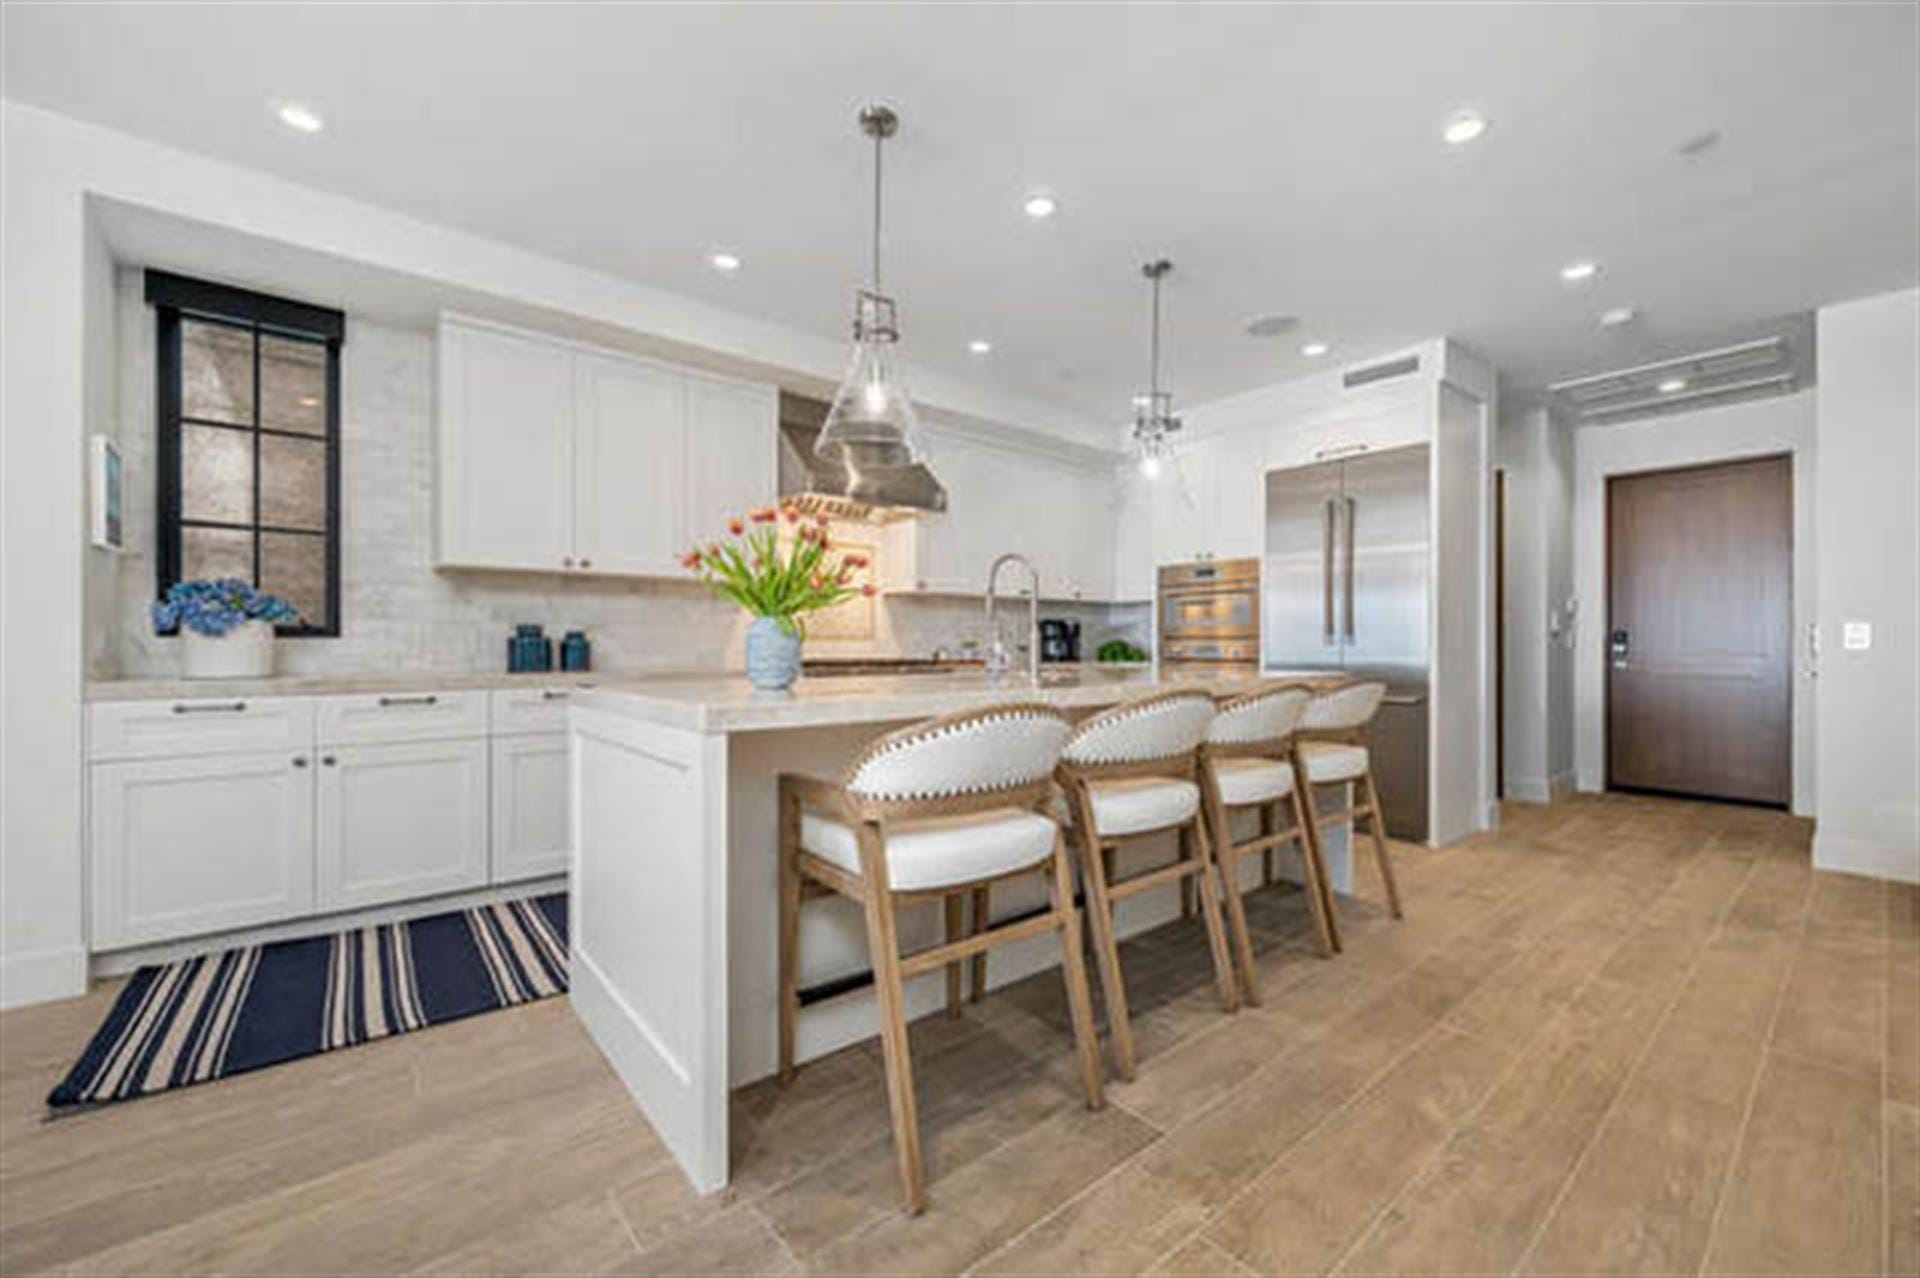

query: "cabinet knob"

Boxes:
[321, 755, 337, 767]
[579, 558, 593, 569]
[291, 756, 309, 769]
[563, 557, 574, 568]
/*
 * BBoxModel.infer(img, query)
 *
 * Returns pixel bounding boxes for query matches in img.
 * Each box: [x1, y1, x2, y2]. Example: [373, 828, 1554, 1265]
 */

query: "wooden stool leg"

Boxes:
[1072, 796, 1138, 1081]
[1362, 770, 1403, 918]
[855, 831, 927, 1214]
[1294, 768, 1342, 954]
[1211, 799, 1263, 1006]
[1260, 804, 1276, 887]
[943, 894, 965, 1019]
[777, 782, 801, 1084]
[1185, 820, 1241, 1014]
[968, 884, 990, 1002]
[1288, 784, 1339, 957]
[1047, 836, 1105, 1111]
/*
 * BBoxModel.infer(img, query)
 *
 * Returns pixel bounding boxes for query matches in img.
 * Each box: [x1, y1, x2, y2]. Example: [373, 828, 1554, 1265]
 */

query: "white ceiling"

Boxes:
[5, 3, 1916, 423]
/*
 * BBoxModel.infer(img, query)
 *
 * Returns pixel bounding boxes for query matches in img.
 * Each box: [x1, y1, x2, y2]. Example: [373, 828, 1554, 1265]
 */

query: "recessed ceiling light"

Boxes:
[1598, 306, 1638, 328]
[276, 102, 324, 134]
[1442, 109, 1488, 146]
[1022, 192, 1058, 220]
[708, 251, 741, 273]
[1301, 341, 1330, 358]
[967, 339, 992, 355]
[1658, 377, 1688, 394]
[1560, 261, 1599, 283]
[1244, 314, 1299, 339]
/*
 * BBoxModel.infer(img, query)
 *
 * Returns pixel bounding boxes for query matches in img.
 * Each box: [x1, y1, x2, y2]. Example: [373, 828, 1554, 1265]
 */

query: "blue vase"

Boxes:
[744, 615, 802, 690]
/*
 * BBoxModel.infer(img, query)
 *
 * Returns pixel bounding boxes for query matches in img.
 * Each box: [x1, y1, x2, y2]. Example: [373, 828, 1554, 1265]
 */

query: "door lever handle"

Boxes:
[1609, 628, 1631, 670]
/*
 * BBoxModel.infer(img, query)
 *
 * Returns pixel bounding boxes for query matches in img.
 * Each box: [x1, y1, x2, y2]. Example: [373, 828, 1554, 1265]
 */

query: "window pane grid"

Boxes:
[154, 274, 341, 637]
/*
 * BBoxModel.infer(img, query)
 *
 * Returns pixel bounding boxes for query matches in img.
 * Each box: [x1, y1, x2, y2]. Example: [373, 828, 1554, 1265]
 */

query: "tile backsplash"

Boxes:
[90, 268, 1147, 680]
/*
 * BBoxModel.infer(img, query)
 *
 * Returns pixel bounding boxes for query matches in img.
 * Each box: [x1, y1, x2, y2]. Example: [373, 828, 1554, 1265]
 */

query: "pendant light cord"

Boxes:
[1149, 269, 1162, 399]
[871, 128, 884, 293]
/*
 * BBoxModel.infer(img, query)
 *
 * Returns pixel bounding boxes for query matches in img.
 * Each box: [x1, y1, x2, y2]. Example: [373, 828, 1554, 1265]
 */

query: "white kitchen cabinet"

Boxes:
[316, 739, 490, 912]
[436, 316, 776, 579]
[437, 321, 575, 572]
[90, 751, 316, 949]
[887, 431, 1120, 600]
[491, 733, 570, 883]
[88, 696, 314, 762]
[685, 375, 779, 542]
[574, 352, 686, 576]
[1266, 389, 1427, 475]
[316, 690, 490, 747]
[1111, 472, 1156, 602]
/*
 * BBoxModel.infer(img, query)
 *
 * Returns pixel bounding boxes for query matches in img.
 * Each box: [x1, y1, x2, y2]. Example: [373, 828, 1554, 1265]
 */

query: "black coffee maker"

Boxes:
[1038, 619, 1081, 663]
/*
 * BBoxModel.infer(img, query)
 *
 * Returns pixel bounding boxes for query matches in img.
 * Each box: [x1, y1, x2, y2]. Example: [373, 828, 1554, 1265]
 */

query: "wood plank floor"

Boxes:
[2, 793, 1914, 1276]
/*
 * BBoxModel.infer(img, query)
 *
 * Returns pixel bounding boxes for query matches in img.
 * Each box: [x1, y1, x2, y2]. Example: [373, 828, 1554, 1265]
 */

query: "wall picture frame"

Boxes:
[90, 434, 124, 552]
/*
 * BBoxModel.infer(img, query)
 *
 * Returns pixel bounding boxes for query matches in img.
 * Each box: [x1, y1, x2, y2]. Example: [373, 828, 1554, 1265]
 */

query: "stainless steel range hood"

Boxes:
[777, 393, 946, 522]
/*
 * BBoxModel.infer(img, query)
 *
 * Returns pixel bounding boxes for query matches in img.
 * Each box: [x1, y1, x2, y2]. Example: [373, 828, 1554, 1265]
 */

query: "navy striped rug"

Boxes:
[48, 893, 567, 1109]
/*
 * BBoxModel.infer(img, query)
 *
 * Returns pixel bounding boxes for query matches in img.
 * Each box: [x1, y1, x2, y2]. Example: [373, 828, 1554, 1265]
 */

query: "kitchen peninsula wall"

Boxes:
[89, 270, 1145, 680]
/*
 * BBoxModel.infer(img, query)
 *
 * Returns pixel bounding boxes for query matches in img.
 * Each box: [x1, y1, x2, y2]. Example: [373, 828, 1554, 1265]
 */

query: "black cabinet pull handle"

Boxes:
[172, 701, 247, 714]
[377, 694, 438, 708]
[541, 690, 570, 701]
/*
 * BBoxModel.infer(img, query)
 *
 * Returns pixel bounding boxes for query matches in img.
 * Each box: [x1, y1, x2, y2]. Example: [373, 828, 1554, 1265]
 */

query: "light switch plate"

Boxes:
[1843, 621, 1872, 651]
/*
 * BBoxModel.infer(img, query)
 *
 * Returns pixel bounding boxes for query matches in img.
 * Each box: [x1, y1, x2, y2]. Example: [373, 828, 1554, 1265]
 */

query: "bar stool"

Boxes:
[776, 703, 1103, 1215]
[1054, 690, 1237, 1082]
[1198, 683, 1340, 1004]
[1293, 679, 1403, 924]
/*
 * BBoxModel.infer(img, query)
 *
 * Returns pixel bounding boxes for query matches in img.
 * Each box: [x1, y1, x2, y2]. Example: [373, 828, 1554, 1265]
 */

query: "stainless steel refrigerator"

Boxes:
[1264, 443, 1430, 841]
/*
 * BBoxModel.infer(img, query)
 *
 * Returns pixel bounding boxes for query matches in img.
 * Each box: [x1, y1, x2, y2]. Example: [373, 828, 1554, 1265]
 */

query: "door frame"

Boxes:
[1601, 452, 1794, 805]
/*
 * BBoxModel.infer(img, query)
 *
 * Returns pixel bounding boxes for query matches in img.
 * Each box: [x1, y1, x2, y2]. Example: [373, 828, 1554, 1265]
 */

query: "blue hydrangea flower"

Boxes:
[152, 578, 299, 636]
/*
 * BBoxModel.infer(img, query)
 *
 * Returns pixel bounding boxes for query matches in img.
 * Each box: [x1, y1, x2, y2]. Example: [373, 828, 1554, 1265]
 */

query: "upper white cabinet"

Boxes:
[437, 322, 575, 572]
[437, 317, 776, 577]
[573, 353, 686, 576]
[684, 374, 779, 544]
[885, 429, 1119, 600]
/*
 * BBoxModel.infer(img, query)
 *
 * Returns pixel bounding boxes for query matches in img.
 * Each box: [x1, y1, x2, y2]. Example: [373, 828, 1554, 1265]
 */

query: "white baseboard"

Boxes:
[1812, 830, 1920, 884]
[1506, 775, 1553, 805]
[0, 946, 89, 1011]
[1549, 771, 1578, 801]
[92, 876, 567, 977]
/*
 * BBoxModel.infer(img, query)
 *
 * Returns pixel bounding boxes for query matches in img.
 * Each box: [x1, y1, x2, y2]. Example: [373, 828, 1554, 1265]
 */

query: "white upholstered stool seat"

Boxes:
[799, 808, 1057, 892]
[1210, 757, 1297, 806]
[1297, 740, 1369, 784]
[1055, 776, 1201, 837]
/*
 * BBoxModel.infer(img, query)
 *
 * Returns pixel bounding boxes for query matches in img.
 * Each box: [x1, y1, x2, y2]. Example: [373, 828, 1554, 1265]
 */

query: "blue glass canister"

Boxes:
[560, 630, 591, 672]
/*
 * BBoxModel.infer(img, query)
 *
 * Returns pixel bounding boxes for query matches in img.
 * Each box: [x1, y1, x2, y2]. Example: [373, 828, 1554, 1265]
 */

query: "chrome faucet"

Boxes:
[984, 552, 1041, 684]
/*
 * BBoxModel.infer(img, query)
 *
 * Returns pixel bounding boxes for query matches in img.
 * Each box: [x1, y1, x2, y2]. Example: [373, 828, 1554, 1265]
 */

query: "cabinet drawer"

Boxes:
[490, 687, 578, 736]
[316, 690, 488, 745]
[89, 697, 315, 762]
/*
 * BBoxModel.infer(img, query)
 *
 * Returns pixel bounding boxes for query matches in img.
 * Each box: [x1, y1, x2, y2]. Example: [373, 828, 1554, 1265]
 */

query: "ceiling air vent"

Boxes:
[1343, 354, 1421, 389]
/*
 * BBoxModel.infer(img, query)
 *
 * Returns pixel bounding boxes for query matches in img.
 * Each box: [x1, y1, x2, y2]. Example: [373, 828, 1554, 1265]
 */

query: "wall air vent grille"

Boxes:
[1343, 355, 1421, 389]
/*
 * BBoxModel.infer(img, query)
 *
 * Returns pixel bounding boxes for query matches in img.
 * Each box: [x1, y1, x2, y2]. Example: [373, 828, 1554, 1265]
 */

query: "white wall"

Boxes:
[0, 99, 1113, 1008]
[1498, 402, 1579, 804]
[1571, 390, 1818, 815]
[1813, 289, 1919, 883]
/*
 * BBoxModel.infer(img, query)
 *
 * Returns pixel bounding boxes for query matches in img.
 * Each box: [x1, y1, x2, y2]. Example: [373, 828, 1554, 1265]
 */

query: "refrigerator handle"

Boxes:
[1321, 498, 1337, 644]
[1343, 495, 1357, 640]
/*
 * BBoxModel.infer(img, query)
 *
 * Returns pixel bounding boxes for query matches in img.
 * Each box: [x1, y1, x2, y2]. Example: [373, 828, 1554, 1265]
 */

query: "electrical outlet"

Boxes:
[1843, 621, 1872, 651]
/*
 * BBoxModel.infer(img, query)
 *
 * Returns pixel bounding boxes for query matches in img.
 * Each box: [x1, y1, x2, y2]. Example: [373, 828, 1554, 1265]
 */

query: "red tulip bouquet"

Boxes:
[684, 507, 874, 689]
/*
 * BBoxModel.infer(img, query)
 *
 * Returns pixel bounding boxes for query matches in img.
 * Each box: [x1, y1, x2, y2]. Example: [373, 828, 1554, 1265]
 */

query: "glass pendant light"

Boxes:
[1132, 259, 1182, 477]
[818, 105, 923, 472]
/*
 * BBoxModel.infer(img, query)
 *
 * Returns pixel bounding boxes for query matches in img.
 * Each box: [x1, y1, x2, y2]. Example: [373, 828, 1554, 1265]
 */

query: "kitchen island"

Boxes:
[566, 667, 1350, 1192]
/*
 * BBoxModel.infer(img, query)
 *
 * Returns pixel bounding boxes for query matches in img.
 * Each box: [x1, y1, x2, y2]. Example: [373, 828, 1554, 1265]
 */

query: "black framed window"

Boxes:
[148, 270, 344, 636]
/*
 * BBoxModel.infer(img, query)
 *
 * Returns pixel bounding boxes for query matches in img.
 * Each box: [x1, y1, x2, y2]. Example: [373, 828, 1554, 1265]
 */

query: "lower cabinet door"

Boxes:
[490, 733, 570, 883]
[316, 739, 489, 912]
[90, 751, 316, 949]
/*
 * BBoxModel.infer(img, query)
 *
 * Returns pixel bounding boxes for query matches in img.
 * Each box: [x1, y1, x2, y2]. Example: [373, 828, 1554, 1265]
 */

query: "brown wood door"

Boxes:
[1607, 455, 1792, 805]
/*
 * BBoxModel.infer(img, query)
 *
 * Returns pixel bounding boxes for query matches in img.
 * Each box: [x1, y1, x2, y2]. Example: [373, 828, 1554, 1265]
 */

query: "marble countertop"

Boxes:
[574, 667, 1345, 733]
[84, 669, 606, 702]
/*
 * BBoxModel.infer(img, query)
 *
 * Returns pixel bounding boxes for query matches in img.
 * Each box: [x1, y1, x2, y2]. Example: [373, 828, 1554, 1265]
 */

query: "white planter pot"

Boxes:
[181, 620, 275, 679]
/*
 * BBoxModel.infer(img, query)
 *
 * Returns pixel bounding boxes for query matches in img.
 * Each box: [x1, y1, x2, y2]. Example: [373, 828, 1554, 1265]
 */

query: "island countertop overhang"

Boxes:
[571, 667, 1347, 734]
